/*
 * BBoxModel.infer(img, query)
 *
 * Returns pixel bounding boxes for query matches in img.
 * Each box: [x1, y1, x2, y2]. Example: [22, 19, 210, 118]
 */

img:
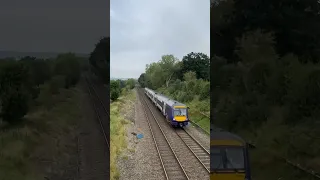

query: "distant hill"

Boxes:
[0, 51, 89, 59]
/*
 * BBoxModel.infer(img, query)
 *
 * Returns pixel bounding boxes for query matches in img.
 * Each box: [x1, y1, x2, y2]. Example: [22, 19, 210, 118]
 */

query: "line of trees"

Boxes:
[89, 37, 109, 84]
[212, 0, 320, 179]
[0, 53, 83, 125]
[138, 52, 210, 115]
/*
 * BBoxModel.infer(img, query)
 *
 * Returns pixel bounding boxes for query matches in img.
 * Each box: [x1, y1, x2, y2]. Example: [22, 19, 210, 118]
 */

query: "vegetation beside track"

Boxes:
[212, 1, 320, 179]
[110, 85, 136, 180]
[0, 37, 106, 179]
[0, 86, 83, 180]
[137, 53, 210, 132]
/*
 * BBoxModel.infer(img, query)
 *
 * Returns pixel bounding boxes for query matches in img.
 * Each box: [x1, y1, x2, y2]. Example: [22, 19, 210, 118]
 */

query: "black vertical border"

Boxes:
[209, 0, 214, 134]
[106, 0, 111, 175]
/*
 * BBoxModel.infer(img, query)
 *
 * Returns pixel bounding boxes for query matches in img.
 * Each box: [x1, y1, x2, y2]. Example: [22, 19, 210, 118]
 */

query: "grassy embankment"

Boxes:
[187, 99, 210, 133]
[110, 89, 136, 180]
[0, 86, 83, 180]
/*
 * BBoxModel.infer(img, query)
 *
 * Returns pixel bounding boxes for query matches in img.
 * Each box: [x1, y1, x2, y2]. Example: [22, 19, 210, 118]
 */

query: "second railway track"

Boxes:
[139, 90, 189, 180]
[85, 74, 110, 149]
[139, 89, 210, 179]
[175, 129, 210, 172]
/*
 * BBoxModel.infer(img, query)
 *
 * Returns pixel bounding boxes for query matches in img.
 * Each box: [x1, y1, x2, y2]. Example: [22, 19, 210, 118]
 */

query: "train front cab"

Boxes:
[165, 105, 189, 127]
[210, 132, 251, 180]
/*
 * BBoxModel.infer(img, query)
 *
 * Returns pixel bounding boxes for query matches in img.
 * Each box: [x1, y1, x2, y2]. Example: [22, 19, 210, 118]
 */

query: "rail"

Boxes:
[84, 74, 110, 149]
[139, 90, 189, 180]
[176, 129, 210, 173]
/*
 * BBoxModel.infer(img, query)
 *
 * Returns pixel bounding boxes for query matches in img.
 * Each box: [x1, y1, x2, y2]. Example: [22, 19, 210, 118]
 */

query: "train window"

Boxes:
[211, 146, 245, 171]
[225, 147, 245, 169]
[174, 109, 187, 116]
[210, 147, 224, 171]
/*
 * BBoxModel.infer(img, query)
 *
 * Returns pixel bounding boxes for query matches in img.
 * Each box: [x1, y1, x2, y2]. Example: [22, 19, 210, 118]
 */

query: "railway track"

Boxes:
[175, 129, 210, 172]
[84, 74, 110, 149]
[139, 90, 189, 180]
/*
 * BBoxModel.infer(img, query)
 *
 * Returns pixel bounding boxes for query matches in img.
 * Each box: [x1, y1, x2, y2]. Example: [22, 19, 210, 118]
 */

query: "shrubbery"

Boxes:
[110, 78, 136, 101]
[0, 53, 82, 124]
[212, 0, 320, 178]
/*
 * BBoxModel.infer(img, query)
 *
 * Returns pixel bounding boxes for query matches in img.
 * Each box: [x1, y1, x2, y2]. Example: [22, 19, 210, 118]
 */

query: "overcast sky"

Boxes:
[110, 0, 210, 79]
[0, 0, 109, 54]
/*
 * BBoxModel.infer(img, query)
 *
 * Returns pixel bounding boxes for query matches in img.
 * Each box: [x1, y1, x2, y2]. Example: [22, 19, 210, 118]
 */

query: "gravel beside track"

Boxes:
[138, 89, 209, 180]
[118, 89, 165, 180]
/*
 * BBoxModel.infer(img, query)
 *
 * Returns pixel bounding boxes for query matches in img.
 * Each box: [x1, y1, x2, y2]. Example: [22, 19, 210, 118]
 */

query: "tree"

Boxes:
[20, 57, 52, 86]
[138, 73, 146, 87]
[0, 61, 31, 123]
[89, 37, 110, 83]
[110, 80, 120, 101]
[159, 55, 180, 87]
[19, 56, 52, 100]
[54, 53, 81, 88]
[145, 55, 179, 89]
[181, 52, 210, 80]
[126, 78, 135, 89]
[211, 0, 320, 63]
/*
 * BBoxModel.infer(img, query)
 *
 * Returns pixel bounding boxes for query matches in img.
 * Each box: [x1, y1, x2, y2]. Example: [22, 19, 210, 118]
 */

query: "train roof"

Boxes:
[145, 88, 155, 94]
[211, 126, 246, 145]
[155, 93, 186, 107]
[145, 88, 187, 108]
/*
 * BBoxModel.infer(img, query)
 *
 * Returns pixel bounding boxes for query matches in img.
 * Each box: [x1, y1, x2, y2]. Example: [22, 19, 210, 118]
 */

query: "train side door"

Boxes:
[163, 103, 166, 116]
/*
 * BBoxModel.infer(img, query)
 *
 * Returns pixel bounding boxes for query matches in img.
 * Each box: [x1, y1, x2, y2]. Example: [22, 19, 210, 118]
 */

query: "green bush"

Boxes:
[0, 89, 29, 123]
[49, 75, 66, 94]
[0, 62, 31, 124]
[0, 52, 82, 124]
[53, 53, 81, 88]
[110, 80, 121, 101]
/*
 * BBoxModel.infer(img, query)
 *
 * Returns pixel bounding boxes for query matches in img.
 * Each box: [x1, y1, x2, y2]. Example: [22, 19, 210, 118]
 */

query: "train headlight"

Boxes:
[173, 118, 176, 121]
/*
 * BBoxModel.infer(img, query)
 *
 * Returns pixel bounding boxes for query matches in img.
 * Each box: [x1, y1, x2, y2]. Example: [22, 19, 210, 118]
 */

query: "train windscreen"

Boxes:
[210, 146, 245, 172]
[173, 108, 187, 116]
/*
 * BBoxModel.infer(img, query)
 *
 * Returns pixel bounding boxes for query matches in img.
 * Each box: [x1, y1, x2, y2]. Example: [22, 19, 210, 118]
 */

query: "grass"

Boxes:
[186, 98, 210, 133]
[110, 88, 136, 180]
[0, 87, 82, 180]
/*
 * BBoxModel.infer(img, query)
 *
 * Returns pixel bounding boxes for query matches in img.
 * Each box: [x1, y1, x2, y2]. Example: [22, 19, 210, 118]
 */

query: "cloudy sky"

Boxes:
[0, 0, 109, 53]
[110, 0, 210, 79]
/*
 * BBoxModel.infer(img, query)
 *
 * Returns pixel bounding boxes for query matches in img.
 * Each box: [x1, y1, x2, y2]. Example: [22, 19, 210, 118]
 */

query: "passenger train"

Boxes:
[144, 88, 189, 127]
[210, 127, 251, 180]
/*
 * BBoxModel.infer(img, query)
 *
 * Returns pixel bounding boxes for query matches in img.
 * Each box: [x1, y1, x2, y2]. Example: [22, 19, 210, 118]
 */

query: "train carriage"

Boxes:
[162, 98, 189, 127]
[145, 88, 156, 104]
[144, 88, 189, 127]
[210, 129, 251, 180]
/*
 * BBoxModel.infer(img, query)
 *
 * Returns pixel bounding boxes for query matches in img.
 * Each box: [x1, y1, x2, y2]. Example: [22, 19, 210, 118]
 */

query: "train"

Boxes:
[210, 128, 251, 180]
[144, 88, 189, 127]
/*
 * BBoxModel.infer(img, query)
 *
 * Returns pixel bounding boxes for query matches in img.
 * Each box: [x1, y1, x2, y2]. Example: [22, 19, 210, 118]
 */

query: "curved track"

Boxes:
[175, 129, 210, 172]
[139, 90, 189, 180]
[84, 74, 110, 149]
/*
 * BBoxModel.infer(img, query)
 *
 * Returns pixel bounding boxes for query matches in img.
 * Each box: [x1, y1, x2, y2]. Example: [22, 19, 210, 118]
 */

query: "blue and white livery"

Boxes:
[144, 88, 189, 127]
